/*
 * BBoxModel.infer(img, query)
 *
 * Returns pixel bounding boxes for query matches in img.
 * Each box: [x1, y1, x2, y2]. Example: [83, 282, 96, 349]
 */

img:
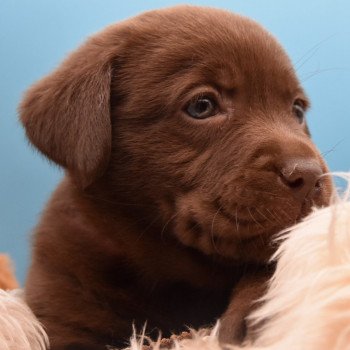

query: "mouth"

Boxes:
[183, 214, 277, 263]
[215, 197, 300, 235]
[172, 179, 332, 263]
[219, 205, 268, 229]
[173, 203, 291, 263]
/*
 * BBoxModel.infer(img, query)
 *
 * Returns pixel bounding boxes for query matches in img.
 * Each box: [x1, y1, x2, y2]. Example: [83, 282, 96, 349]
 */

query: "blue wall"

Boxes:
[1, 0, 350, 283]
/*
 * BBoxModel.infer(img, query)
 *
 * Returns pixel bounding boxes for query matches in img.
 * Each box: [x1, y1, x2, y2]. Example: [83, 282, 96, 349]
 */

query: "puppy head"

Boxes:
[20, 6, 333, 262]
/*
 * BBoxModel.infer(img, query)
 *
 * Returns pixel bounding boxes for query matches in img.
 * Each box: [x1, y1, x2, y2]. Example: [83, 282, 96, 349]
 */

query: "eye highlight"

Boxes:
[186, 96, 218, 119]
[293, 100, 306, 123]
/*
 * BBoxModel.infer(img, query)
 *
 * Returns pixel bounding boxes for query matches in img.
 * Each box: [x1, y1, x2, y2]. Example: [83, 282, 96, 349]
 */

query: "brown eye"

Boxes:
[186, 97, 218, 119]
[293, 100, 306, 123]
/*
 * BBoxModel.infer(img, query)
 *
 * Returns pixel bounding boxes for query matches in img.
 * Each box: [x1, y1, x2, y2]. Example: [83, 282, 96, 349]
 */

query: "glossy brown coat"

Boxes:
[20, 6, 332, 349]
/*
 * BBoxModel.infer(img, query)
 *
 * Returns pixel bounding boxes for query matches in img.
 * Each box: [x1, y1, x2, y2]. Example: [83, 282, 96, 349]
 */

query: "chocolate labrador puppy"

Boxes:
[20, 5, 333, 349]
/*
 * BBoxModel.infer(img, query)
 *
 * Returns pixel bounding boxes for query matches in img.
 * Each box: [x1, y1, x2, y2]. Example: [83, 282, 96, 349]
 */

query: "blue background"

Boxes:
[1, 0, 350, 284]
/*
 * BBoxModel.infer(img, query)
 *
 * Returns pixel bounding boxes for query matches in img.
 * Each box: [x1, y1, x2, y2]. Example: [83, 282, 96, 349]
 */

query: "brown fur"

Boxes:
[20, 6, 333, 349]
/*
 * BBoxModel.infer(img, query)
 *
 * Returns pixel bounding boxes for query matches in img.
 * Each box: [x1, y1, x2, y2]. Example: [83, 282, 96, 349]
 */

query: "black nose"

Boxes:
[279, 159, 322, 202]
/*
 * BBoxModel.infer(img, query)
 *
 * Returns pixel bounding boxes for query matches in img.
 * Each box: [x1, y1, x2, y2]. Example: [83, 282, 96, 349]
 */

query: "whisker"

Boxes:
[273, 208, 285, 225]
[136, 214, 162, 242]
[301, 67, 349, 83]
[82, 193, 158, 209]
[293, 34, 336, 71]
[294, 47, 321, 73]
[321, 138, 345, 158]
[210, 206, 222, 254]
[265, 208, 280, 225]
[278, 207, 293, 225]
[247, 207, 264, 228]
[252, 191, 286, 200]
[235, 206, 240, 237]
[255, 207, 274, 225]
[159, 212, 179, 242]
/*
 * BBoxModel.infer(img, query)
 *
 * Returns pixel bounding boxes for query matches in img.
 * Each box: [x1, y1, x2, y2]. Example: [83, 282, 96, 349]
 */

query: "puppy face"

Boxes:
[20, 6, 333, 263]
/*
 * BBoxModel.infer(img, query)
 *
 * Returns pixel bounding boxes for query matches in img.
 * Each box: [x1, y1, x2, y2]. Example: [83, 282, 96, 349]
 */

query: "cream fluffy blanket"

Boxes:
[1, 188, 350, 350]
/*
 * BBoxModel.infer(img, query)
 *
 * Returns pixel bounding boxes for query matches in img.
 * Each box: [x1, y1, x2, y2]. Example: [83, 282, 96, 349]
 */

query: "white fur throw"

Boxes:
[1, 190, 350, 350]
[0, 289, 48, 350]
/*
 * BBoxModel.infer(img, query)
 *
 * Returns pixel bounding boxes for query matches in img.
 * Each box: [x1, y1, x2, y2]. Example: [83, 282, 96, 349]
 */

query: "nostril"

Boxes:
[279, 170, 305, 189]
[278, 159, 323, 201]
[285, 176, 304, 189]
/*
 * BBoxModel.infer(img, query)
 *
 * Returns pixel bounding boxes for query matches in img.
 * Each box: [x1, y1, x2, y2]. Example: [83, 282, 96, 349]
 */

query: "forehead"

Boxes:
[117, 7, 304, 103]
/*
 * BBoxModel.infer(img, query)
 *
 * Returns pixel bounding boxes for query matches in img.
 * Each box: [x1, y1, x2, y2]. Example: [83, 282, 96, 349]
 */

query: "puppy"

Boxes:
[20, 6, 333, 349]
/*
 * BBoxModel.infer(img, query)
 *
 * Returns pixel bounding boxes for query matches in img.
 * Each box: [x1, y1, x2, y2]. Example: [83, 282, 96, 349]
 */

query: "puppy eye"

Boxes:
[292, 100, 306, 123]
[186, 97, 218, 119]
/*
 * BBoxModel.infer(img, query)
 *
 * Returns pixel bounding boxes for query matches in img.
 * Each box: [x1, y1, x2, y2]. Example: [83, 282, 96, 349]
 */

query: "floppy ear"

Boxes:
[19, 34, 114, 188]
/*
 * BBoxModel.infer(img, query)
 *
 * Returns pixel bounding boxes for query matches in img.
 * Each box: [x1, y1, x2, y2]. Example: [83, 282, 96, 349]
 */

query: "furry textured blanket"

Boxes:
[0, 290, 48, 350]
[1, 189, 350, 350]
